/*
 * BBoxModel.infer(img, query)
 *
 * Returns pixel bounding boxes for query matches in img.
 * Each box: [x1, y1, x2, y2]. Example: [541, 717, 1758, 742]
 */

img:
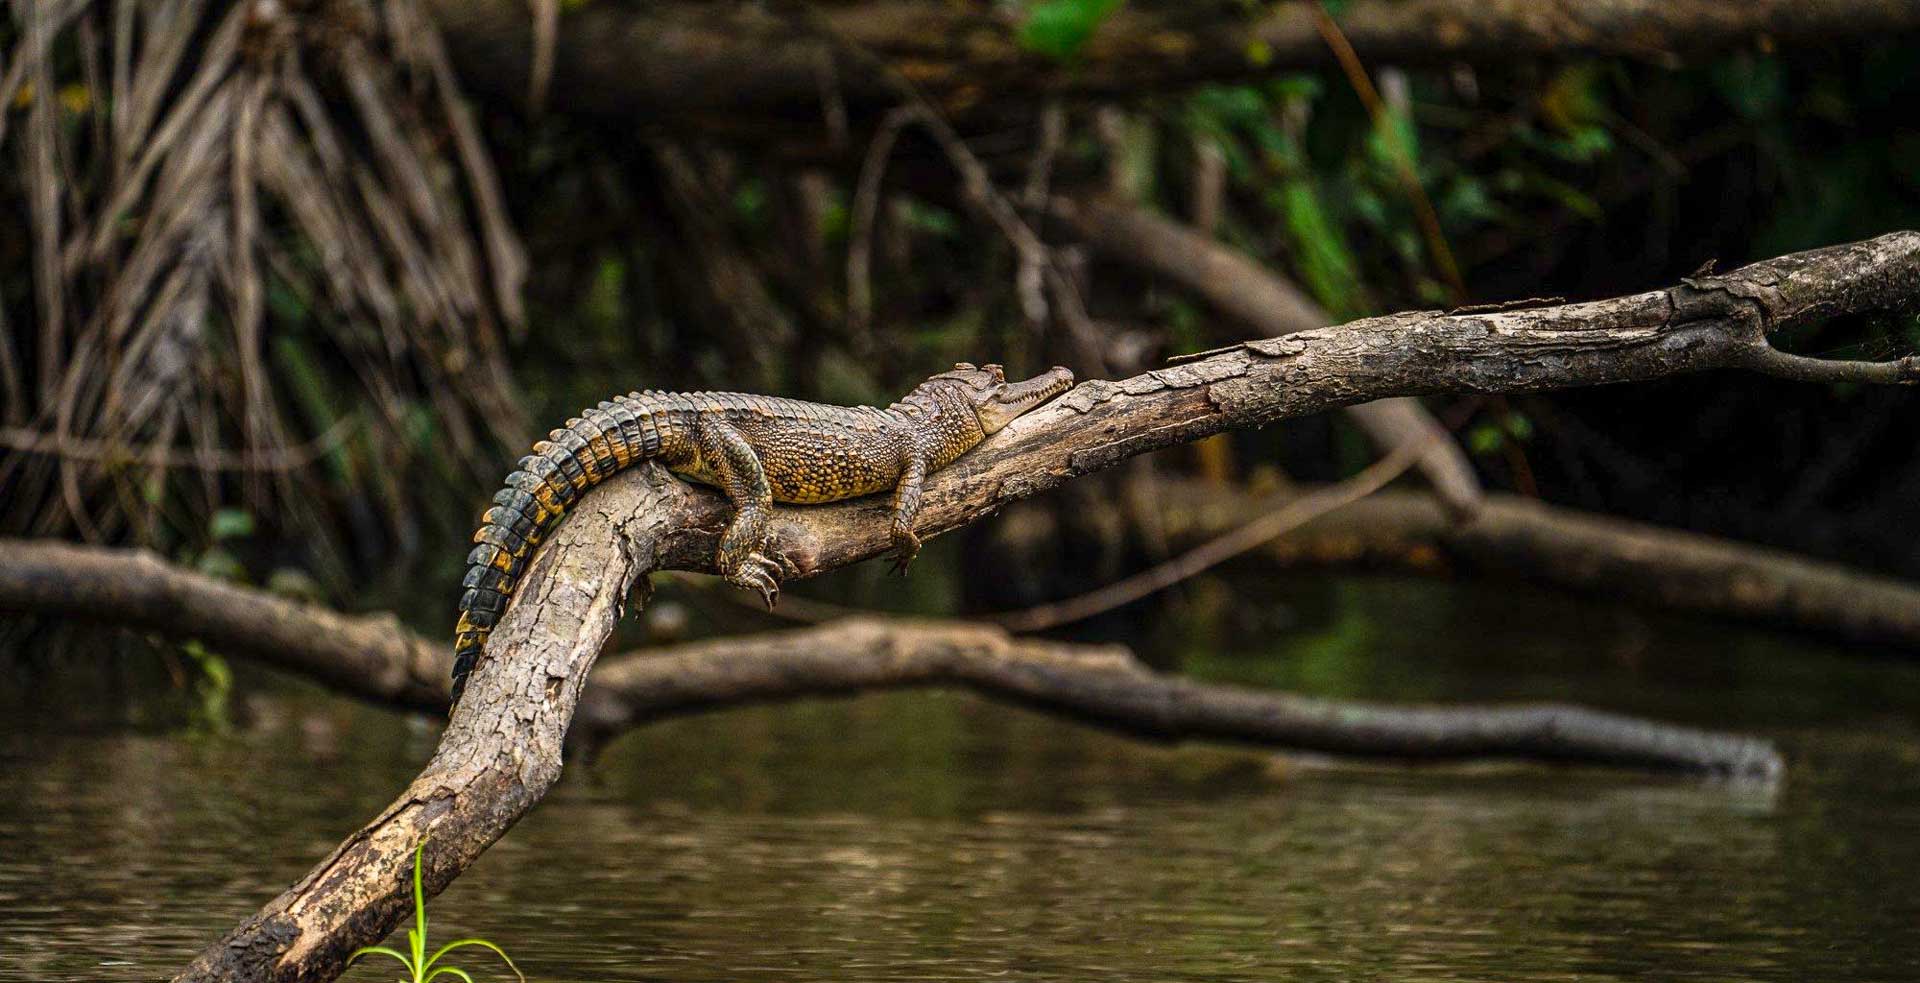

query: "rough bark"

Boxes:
[0, 539, 1785, 774]
[171, 469, 675, 983]
[1055, 193, 1485, 515]
[424, 0, 1920, 143]
[167, 232, 1918, 982]
[0, 542, 448, 710]
[646, 232, 1920, 584]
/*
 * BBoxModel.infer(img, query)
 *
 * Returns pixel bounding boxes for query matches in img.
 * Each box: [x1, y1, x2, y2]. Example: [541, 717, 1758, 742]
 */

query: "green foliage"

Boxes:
[1017, 0, 1124, 62]
[178, 641, 232, 735]
[347, 840, 524, 983]
[194, 510, 253, 584]
[896, 199, 960, 238]
[1467, 411, 1534, 456]
[1275, 178, 1364, 319]
[209, 509, 255, 542]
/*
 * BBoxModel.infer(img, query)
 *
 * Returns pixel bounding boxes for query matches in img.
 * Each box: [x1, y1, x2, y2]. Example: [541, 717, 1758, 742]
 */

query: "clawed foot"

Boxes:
[888, 529, 921, 576]
[725, 551, 783, 608]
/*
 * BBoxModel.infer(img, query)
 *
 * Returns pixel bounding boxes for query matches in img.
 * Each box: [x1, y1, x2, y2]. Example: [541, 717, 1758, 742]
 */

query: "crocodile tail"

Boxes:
[451, 394, 667, 706]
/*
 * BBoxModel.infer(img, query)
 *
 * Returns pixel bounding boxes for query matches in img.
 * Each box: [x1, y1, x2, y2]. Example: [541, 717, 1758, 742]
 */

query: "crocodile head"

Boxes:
[930, 362, 1076, 433]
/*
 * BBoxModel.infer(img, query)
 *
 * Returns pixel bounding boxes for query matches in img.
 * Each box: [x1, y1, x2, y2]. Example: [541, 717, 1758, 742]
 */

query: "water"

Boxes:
[2, 576, 1918, 981]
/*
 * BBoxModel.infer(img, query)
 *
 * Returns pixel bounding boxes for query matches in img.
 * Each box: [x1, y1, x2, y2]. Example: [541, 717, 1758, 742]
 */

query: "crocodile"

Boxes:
[450, 362, 1075, 704]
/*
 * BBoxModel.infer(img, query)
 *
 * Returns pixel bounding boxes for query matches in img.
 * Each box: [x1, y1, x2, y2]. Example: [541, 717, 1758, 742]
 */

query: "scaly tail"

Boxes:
[451, 394, 673, 706]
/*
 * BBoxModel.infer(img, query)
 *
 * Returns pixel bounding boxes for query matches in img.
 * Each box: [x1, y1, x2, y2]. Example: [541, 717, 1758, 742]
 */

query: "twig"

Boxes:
[992, 427, 1438, 631]
[1022, 101, 1067, 210]
[1309, 1, 1466, 302]
[527, 0, 557, 111]
[846, 107, 913, 336]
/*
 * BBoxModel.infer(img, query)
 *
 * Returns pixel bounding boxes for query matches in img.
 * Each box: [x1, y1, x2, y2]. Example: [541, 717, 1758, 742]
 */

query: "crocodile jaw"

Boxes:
[976, 366, 1075, 433]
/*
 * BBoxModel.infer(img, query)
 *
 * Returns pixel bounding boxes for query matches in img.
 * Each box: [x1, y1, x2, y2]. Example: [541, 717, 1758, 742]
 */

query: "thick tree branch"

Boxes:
[165, 232, 1917, 982]
[650, 232, 1920, 581]
[1054, 193, 1485, 515]
[424, 0, 1920, 144]
[0, 541, 447, 708]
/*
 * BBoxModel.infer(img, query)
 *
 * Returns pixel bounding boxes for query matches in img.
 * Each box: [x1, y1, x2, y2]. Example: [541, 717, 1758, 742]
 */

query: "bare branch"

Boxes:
[1152, 483, 1920, 655]
[577, 619, 1780, 775]
[423, 0, 1920, 145]
[0, 538, 1780, 779]
[1053, 193, 1486, 514]
[164, 232, 1919, 982]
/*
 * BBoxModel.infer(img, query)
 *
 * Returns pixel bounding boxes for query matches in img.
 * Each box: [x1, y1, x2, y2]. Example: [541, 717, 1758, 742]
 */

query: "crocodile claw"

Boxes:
[726, 551, 783, 608]
[887, 529, 921, 577]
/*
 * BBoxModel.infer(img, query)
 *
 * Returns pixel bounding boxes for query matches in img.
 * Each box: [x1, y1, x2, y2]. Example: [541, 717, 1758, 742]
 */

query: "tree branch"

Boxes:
[0, 537, 1789, 771]
[1140, 482, 1920, 654]
[165, 231, 1918, 982]
[0, 540, 447, 709]
[575, 619, 1781, 775]
[1053, 192, 1485, 515]
[423, 0, 1920, 145]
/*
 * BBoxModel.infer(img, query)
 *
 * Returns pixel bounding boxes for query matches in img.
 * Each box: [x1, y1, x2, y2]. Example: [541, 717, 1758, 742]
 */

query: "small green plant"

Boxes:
[347, 841, 524, 983]
[1017, 0, 1124, 62]
[178, 641, 233, 735]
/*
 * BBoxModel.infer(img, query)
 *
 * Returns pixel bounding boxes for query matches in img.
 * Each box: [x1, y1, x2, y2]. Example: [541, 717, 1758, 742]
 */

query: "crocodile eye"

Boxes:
[983, 363, 1005, 381]
[953, 362, 976, 371]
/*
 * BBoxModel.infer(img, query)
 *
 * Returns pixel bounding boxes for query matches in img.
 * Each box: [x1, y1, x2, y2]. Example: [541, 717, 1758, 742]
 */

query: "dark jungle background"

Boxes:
[2, 3, 1919, 981]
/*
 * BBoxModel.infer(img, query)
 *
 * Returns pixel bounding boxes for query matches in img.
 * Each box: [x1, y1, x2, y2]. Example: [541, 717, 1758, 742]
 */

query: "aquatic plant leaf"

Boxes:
[346, 944, 417, 976]
[426, 940, 525, 983]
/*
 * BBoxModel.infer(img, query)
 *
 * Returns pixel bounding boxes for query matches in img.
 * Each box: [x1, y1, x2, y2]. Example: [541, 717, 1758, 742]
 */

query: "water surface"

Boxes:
[2, 576, 1916, 981]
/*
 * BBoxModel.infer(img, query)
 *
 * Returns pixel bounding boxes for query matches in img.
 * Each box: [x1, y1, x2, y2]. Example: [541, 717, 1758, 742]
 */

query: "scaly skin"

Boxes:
[450, 363, 1074, 705]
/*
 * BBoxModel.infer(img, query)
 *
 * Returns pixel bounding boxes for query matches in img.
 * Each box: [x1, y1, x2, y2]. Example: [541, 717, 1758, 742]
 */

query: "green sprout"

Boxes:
[347, 840, 524, 983]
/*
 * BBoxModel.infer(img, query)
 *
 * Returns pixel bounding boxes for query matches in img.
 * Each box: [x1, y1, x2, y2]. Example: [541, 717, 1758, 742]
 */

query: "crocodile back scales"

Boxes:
[449, 390, 959, 704]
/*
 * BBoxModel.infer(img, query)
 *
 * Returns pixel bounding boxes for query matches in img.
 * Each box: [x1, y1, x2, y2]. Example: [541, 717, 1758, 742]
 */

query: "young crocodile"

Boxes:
[451, 363, 1075, 704]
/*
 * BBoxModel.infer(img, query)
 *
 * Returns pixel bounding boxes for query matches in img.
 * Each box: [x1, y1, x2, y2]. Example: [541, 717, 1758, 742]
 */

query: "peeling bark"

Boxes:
[164, 232, 1918, 982]
[1054, 193, 1485, 515]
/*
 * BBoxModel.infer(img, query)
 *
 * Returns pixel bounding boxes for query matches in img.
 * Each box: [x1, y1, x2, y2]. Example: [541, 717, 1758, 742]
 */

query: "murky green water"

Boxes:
[2, 576, 1918, 981]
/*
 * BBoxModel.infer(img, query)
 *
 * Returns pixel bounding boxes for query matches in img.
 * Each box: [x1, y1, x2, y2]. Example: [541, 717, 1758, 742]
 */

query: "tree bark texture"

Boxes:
[161, 232, 1917, 981]
[1055, 193, 1485, 515]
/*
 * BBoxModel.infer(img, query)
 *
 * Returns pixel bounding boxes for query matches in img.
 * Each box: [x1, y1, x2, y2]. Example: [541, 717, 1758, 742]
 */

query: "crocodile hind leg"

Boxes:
[694, 417, 785, 607]
[887, 451, 929, 575]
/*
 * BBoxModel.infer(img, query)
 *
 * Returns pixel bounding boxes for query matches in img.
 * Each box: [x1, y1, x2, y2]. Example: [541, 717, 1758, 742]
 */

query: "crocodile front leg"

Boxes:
[694, 417, 784, 607]
[888, 450, 929, 575]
